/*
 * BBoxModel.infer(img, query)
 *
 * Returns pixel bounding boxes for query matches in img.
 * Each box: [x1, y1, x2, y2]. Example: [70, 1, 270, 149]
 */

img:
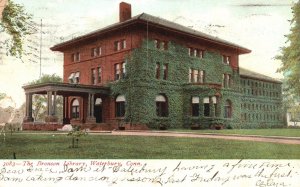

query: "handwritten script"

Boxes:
[0, 160, 299, 187]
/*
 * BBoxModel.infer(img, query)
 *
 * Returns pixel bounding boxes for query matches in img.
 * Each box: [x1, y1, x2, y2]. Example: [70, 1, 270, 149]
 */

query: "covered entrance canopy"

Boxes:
[22, 82, 110, 124]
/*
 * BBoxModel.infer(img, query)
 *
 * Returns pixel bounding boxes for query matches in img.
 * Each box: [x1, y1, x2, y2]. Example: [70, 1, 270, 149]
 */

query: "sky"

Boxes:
[0, 0, 297, 107]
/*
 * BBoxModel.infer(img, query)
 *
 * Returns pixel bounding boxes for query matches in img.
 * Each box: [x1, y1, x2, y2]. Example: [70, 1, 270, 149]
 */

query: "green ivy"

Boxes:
[110, 39, 283, 129]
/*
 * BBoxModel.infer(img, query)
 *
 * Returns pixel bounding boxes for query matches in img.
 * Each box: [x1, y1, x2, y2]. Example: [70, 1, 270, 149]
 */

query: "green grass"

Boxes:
[169, 128, 300, 137]
[0, 133, 299, 159]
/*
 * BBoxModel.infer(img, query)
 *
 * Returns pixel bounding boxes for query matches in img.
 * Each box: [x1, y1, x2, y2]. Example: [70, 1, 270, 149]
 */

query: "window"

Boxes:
[71, 52, 80, 62]
[114, 41, 121, 51]
[193, 70, 199, 83]
[121, 61, 126, 79]
[115, 95, 125, 117]
[192, 96, 200, 116]
[163, 64, 168, 80]
[114, 64, 121, 80]
[156, 63, 160, 79]
[223, 55, 230, 65]
[74, 72, 80, 83]
[193, 49, 198, 57]
[203, 97, 210, 117]
[91, 68, 96, 84]
[189, 69, 205, 83]
[199, 70, 205, 83]
[162, 41, 168, 50]
[91, 47, 101, 57]
[199, 50, 204, 58]
[69, 72, 80, 84]
[155, 40, 159, 49]
[68, 73, 75, 83]
[154, 39, 168, 50]
[97, 67, 102, 83]
[189, 47, 204, 58]
[227, 74, 232, 88]
[222, 73, 231, 88]
[121, 40, 126, 49]
[156, 94, 168, 117]
[224, 100, 232, 118]
[189, 68, 192, 82]
[71, 99, 80, 118]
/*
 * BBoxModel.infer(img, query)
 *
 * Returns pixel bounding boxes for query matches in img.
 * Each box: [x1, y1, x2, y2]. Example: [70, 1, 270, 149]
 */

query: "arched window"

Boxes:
[156, 94, 168, 117]
[115, 95, 125, 117]
[224, 100, 232, 118]
[71, 99, 80, 118]
[191, 96, 200, 116]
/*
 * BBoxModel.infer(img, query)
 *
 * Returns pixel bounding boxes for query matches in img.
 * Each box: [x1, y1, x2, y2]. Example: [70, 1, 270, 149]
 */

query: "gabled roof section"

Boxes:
[239, 67, 282, 83]
[51, 13, 251, 54]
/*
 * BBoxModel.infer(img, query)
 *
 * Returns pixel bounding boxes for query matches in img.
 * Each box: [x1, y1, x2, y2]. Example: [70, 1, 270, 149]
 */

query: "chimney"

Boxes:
[119, 2, 131, 22]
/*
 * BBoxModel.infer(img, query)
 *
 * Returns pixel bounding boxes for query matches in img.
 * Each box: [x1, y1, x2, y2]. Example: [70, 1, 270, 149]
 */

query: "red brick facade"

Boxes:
[23, 2, 251, 131]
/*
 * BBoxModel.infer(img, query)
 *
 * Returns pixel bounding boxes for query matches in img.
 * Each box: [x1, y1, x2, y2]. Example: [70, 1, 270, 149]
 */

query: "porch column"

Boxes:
[91, 94, 95, 117]
[87, 93, 91, 117]
[63, 96, 70, 124]
[86, 93, 96, 123]
[52, 91, 57, 116]
[47, 91, 53, 116]
[23, 93, 34, 122]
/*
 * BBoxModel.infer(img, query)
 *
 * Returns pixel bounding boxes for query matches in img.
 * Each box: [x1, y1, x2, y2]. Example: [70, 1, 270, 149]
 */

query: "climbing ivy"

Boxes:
[110, 39, 283, 129]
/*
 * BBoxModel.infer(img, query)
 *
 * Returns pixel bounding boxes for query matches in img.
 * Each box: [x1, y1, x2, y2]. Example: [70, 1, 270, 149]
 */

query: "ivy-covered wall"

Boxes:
[239, 77, 284, 128]
[110, 39, 283, 129]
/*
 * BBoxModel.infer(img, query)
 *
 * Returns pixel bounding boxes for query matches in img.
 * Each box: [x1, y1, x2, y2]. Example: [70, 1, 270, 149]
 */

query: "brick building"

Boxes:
[22, 2, 283, 130]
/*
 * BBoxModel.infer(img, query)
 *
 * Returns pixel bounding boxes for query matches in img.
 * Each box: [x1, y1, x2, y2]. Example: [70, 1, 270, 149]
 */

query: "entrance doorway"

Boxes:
[94, 98, 102, 123]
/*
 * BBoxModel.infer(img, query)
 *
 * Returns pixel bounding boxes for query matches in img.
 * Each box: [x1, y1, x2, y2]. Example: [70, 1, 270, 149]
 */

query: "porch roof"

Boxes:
[22, 83, 110, 96]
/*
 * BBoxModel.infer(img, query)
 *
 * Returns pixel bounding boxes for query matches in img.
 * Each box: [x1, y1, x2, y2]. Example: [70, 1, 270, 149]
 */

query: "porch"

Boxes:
[22, 82, 112, 130]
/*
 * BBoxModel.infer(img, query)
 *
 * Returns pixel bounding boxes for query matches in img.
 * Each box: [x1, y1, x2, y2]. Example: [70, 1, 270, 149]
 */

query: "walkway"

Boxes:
[91, 130, 300, 145]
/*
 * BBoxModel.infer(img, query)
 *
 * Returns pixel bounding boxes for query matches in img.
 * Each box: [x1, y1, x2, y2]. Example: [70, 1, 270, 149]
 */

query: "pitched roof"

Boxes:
[51, 13, 251, 54]
[239, 67, 282, 83]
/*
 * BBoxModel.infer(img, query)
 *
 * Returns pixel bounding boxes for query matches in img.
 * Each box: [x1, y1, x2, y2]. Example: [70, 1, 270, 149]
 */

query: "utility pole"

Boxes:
[39, 19, 43, 77]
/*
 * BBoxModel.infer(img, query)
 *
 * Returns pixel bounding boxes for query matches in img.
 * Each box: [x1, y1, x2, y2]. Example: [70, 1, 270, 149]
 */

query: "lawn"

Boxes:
[0, 133, 299, 159]
[169, 128, 300, 137]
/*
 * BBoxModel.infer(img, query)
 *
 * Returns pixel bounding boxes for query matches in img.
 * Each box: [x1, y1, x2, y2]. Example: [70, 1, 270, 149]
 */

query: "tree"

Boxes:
[0, 93, 6, 100]
[0, 0, 33, 58]
[276, 1, 300, 96]
[28, 74, 63, 122]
